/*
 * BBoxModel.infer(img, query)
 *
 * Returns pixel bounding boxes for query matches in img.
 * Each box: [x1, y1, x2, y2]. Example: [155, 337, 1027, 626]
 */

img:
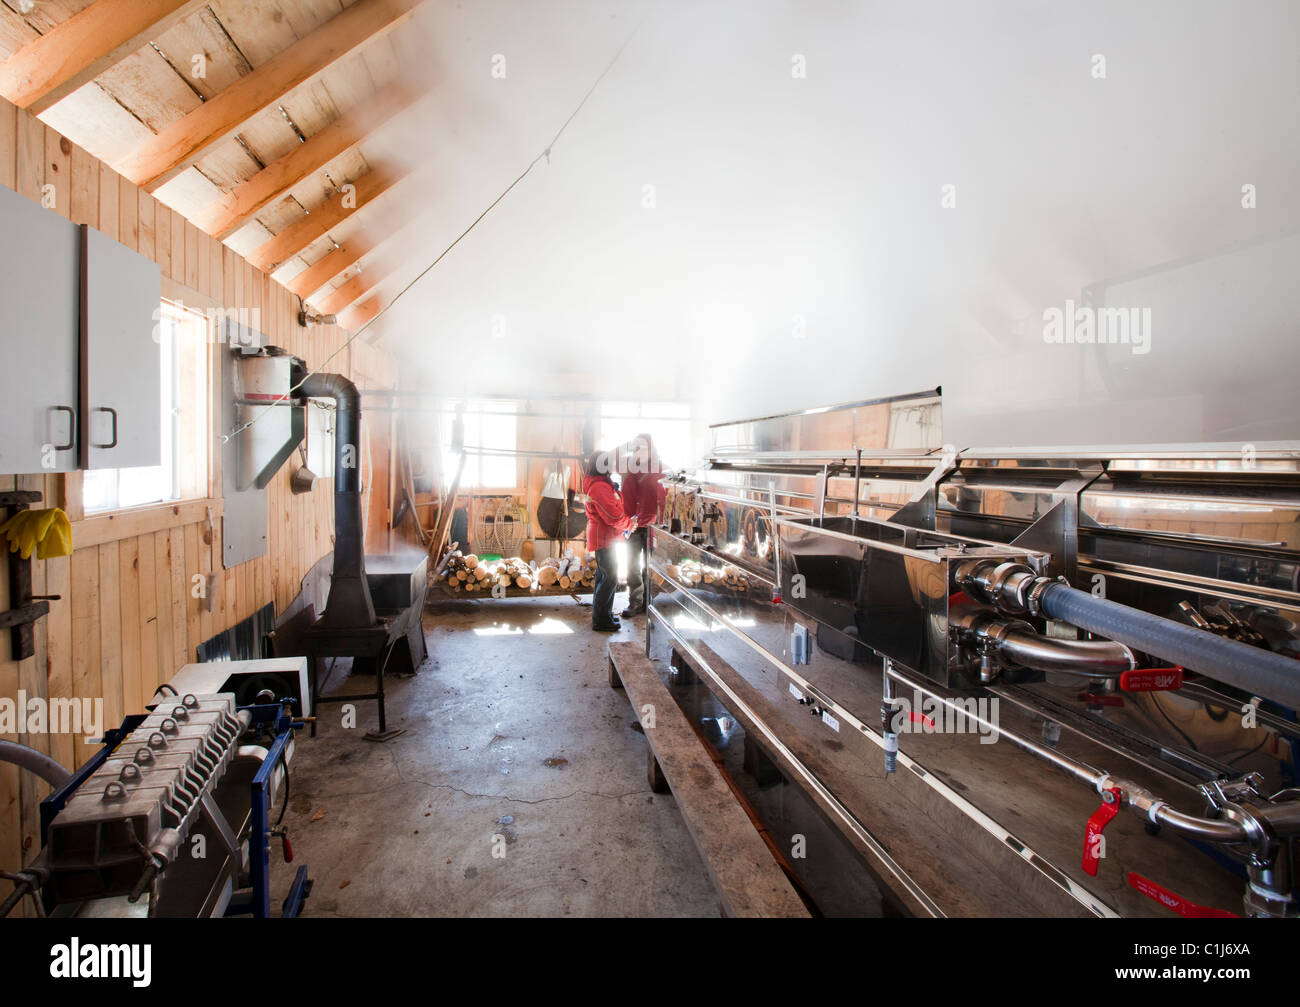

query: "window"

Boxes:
[306, 398, 336, 480]
[83, 300, 210, 513]
[597, 401, 693, 471]
[440, 399, 518, 489]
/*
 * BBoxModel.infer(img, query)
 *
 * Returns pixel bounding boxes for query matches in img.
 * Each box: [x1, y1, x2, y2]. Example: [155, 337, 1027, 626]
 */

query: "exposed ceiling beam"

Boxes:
[248, 167, 406, 272]
[317, 263, 393, 316]
[0, 0, 209, 114]
[287, 240, 375, 300]
[192, 83, 421, 240]
[298, 212, 426, 303]
[340, 294, 383, 332]
[118, 0, 426, 191]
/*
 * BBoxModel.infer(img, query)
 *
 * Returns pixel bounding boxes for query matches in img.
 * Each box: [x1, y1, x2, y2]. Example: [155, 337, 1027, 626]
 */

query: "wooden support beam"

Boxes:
[117, 0, 426, 191]
[192, 83, 421, 240]
[288, 210, 424, 300]
[248, 168, 404, 272]
[0, 0, 209, 114]
[317, 267, 387, 316]
[287, 240, 374, 300]
[340, 294, 383, 332]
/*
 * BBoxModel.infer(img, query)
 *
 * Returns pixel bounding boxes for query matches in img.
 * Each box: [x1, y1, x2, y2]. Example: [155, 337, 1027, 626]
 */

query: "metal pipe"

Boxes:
[885, 664, 1106, 788]
[998, 626, 1137, 675]
[957, 559, 1300, 710]
[950, 607, 1137, 676]
[0, 739, 71, 790]
[1152, 805, 1248, 843]
[886, 666, 1249, 842]
[299, 371, 375, 628]
[852, 447, 862, 519]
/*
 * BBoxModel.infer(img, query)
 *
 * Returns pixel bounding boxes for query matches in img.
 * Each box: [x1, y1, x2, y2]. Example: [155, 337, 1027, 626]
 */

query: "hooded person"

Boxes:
[581, 449, 636, 631]
[618, 433, 666, 617]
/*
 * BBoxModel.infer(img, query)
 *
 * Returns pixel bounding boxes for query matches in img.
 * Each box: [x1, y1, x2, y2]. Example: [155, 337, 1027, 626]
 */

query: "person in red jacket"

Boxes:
[582, 449, 636, 631]
[618, 433, 665, 617]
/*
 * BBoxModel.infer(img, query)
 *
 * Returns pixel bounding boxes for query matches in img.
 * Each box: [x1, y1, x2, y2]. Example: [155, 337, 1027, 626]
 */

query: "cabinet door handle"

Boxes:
[93, 406, 119, 449]
[52, 405, 75, 451]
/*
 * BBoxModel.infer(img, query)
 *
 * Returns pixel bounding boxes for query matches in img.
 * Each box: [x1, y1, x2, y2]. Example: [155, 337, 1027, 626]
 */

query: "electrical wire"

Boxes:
[222, 14, 646, 447]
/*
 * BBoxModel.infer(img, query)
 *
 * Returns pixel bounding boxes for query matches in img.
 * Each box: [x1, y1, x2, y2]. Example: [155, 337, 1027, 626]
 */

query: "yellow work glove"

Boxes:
[0, 508, 73, 560]
[0, 510, 40, 559]
[36, 509, 72, 559]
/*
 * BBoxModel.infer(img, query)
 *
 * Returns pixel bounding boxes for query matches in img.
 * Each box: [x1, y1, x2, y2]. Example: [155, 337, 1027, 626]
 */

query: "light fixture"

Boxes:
[298, 309, 338, 327]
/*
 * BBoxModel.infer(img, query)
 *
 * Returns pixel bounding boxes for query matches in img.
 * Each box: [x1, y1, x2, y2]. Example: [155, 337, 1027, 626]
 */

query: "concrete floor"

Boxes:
[269, 595, 720, 917]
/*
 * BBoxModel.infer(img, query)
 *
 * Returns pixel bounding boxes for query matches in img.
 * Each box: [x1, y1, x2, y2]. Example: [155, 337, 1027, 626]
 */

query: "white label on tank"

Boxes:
[788, 682, 805, 702]
[821, 710, 841, 732]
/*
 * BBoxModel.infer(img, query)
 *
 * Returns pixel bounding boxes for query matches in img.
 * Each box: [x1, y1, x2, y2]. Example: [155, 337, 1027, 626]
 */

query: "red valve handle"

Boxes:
[1082, 787, 1122, 876]
[281, 833, 294, 863]
[1126, 872, 1237, 918]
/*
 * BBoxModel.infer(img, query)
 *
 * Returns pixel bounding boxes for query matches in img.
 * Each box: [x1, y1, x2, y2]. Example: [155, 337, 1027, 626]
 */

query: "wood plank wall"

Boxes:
[0, 95, 396, 914]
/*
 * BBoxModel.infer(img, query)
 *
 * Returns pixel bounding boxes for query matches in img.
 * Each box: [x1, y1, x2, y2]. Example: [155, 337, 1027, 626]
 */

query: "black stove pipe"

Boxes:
[299, 371, 375, 628]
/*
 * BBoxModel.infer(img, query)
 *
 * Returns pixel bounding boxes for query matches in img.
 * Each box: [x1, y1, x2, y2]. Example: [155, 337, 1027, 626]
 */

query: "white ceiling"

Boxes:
[367, 0, 1300, 445]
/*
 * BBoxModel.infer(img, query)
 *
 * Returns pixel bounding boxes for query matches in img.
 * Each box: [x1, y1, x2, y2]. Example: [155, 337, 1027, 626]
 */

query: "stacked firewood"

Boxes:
[534, 552, 597, 591]
[437, 550, 597, 594]
[664, 558, 751, 594]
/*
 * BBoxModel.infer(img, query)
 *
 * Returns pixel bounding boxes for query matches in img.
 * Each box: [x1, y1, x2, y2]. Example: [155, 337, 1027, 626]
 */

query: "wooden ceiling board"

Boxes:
[5, 0, 96, 35]
[194, 79, 417, 238]
[283, 144, 368, 208]
[38, 80, 153, 165]
[151, 161, 224, 214]
[117, 0, 426, 190]
[0, 0, 211, 112]
[93, 47, 199, 132]
[152, 6, 252, 97]
[205, 0, 303, 65]
[0, 6, 37, 57]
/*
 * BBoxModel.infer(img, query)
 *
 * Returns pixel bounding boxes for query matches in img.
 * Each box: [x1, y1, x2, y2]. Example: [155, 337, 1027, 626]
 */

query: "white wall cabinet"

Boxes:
[0, 184, 81, 473]
[0, 185, 162, 474]
[81, 225, 163, 470]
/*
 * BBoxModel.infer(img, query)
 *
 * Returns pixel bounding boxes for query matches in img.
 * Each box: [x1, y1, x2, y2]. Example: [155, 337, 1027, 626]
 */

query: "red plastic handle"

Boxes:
[1126, 872, 1237, 918]
[281, 834, 294, 863]
[1083, 787, 1122, 876]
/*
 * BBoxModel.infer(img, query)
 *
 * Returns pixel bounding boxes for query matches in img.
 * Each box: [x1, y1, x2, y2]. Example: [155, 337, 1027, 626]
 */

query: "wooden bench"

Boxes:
[607, 641, 810, 918]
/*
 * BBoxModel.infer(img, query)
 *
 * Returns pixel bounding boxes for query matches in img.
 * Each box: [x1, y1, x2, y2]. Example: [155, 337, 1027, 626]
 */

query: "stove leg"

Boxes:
[363, 638, 405, 742]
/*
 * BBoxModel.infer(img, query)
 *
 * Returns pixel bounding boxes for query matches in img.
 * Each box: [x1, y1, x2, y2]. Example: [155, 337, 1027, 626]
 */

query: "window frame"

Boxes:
[79, 285, 217, 518]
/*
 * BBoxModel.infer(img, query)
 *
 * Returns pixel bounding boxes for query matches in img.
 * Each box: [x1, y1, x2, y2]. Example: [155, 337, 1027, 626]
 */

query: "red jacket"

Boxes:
[582, 473, 633, 552]
[621, 470, 666, 525]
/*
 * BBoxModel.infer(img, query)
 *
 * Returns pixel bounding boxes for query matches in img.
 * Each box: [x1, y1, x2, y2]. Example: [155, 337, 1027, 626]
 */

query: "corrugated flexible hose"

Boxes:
[1038, 582, 1300, 711]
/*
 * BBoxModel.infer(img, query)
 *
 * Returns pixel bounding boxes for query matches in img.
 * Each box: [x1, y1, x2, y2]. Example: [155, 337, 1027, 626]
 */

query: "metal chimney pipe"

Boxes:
[299, 371, 375, 628]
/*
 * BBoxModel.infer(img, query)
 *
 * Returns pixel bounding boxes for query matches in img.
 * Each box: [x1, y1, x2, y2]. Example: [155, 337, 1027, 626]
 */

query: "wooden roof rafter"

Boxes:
[116, 0, 427, 192]
[317, 260, 395, 315]
[248, 165, 409, 272]
[288, 238, 377, 300]
[339, 293, 383, 333]
[192, 81, 422, 241]
[0, 0, 210, 114]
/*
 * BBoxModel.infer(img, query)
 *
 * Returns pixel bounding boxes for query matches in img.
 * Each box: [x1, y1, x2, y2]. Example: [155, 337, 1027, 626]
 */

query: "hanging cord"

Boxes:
[222, 15, 646, 447]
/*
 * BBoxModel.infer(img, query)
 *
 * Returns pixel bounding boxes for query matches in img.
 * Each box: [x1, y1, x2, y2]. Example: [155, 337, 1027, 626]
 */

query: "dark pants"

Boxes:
[625, 527, 648, 613]
[593, 546, 619, 628]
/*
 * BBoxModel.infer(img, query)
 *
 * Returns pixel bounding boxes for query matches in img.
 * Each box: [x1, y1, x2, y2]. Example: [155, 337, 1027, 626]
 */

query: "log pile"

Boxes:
[436, 550, 598, 595]
[534, 553, 596, 591]
[663, 558, 751, 594]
